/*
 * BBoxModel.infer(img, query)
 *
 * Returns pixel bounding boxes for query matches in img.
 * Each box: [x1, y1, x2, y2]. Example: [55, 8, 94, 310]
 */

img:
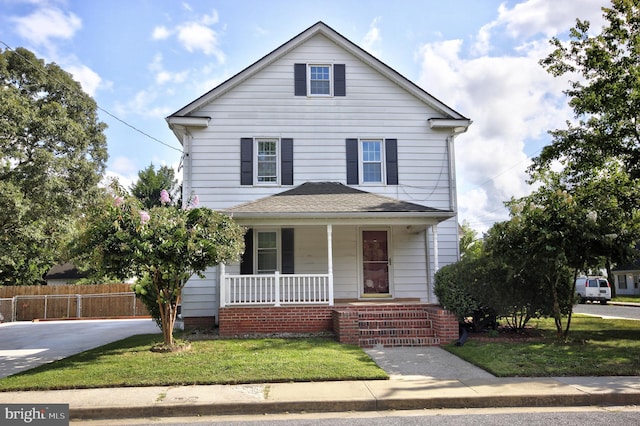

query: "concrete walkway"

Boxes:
[2, 372, 640, 421]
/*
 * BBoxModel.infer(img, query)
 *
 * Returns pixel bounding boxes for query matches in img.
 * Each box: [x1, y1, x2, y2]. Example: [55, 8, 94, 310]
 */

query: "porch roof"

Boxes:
[224, 182, 454, 223]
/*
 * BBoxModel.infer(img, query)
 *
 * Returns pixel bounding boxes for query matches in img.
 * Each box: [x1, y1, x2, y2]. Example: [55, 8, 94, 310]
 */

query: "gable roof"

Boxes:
[167, 21, 469, 123]
[224, 182, 453, 220]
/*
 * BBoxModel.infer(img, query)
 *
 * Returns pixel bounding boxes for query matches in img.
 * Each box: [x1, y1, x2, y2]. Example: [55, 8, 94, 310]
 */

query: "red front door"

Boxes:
[362, 230, 389, 295]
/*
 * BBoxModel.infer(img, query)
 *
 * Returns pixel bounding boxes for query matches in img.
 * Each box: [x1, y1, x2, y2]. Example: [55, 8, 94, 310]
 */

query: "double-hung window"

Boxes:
[361, 139, 384, 183]
[295, 63, 345, 97]
[256, 230, 278, 274]
[346, 138, 397, 186]
[256, 139, 278, 183]
[309, 65, 331, 96]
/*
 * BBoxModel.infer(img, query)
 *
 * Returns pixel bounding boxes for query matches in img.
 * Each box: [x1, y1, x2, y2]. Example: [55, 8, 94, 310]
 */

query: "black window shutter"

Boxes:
[334, 64, 345, 96]
[240, 138, 253, 185]
[281, 228, 294, 274]
[294, 63, 306, 96]
[346, 138, 359, 185]
[240, 229, 253, 275]
[281, 138, 294, 185]
[385, 138, 398, 185]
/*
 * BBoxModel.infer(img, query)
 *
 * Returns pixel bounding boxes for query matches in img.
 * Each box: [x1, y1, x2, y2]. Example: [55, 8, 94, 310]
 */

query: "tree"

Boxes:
[130, 163, 180, 209]
[0, 47, 108, 285]
[533, 0, 640, 181]
[459, 221, 482, 259]
[71, 182, 245, 349]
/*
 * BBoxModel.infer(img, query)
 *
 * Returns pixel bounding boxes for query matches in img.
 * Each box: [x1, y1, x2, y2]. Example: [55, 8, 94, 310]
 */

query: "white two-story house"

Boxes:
[167, 22, 470, 347]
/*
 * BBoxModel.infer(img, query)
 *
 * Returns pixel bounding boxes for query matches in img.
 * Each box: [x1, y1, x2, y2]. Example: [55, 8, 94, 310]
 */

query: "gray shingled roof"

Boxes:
[224, 182, 450, 216]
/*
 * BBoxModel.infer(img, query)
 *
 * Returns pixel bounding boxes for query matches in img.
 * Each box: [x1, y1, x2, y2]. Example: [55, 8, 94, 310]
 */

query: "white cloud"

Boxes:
[66, 64, 103, 97]
[152, 9, 225, 63]
[10, 6, 82, 47]
[415, 0, 606, 233]
[104, 156, 139, 190]
[148, 53, 189, 85]
[362, 17, 382, 56]
[152, 26, 171, 40]
[473, 0, 607, 55]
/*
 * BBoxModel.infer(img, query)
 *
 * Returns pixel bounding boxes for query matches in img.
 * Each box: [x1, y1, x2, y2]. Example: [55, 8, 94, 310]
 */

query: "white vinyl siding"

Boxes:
[180, 33, 462, 310]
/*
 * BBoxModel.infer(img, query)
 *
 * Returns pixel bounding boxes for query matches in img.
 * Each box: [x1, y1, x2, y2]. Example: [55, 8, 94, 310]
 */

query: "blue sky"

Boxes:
[1, 0, 609, 233]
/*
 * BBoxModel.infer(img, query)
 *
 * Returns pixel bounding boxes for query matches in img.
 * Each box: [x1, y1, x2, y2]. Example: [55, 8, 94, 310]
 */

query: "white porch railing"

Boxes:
[222, 272, 332, 306]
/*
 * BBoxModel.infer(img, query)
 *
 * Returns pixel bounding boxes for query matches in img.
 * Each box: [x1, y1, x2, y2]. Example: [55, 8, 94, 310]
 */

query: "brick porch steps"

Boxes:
[357, 309, 440, 348]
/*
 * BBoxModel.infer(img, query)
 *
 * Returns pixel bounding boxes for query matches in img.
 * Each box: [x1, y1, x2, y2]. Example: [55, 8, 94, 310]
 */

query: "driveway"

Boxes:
[0, 319, 160, 378]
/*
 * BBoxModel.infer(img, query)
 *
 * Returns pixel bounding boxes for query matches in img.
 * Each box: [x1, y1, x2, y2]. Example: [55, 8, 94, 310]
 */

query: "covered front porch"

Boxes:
[210, 182, 459, 346]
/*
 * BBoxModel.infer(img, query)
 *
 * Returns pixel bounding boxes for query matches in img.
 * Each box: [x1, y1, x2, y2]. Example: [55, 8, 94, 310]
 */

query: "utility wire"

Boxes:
[0, 40, 182, 153]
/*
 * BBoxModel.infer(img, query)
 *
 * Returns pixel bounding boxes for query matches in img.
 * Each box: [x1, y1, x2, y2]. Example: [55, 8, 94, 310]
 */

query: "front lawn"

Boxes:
[445, 315, 640, 377]
[0, 336, 388, 391]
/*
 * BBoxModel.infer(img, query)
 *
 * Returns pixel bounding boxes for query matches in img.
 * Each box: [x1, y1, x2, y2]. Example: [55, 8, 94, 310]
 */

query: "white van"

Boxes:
[575, 276, 611, 304]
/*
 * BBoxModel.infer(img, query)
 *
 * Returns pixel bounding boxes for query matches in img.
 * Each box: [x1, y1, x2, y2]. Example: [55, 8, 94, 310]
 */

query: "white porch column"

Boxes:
[424, 228, 432, 304]
[327, 224, 334, 306]
[219, 263, 226, 308]
[431, 225, 439, 273]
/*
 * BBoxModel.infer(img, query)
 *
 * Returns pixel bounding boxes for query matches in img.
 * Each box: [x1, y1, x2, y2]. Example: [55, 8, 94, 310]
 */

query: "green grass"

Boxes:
[445, 315, 640, 377]
[613, 295, 640, 303]
[0, 336, 388, 392]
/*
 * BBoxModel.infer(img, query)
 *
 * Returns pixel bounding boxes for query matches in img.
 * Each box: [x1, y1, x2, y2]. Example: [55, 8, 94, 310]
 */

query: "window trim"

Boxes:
[359, 139, 386, 184]
[254, 138, 281, 185]
[308, 64, 332, 97]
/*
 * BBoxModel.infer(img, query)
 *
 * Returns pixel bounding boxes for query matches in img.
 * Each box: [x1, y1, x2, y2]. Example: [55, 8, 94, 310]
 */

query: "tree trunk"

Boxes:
[563, 269, 579, 339]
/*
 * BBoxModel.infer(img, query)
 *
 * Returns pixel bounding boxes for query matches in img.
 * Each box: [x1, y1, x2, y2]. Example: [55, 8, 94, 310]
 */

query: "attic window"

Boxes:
[309, 65, 331, 95]
[295, 63, 345, 97]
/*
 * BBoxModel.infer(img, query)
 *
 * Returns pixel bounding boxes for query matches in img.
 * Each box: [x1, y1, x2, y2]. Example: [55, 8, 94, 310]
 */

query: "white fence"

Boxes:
[0, 292, 147, 322]
[223, 273, 332, 306]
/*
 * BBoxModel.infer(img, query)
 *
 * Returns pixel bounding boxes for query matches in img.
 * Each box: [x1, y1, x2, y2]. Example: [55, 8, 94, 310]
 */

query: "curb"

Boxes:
[69, 392, 640, 420]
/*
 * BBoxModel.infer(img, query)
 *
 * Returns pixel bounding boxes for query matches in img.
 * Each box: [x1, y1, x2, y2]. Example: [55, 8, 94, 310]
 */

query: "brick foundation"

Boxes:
[183, 316, 215, 330]
[218, 306, 333, 336]
[188, 304, 458, 346]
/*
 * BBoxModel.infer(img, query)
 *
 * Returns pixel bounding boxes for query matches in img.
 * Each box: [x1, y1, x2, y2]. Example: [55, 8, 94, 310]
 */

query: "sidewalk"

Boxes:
[2, 375, 640, 420]
[2, 346, 640, 421]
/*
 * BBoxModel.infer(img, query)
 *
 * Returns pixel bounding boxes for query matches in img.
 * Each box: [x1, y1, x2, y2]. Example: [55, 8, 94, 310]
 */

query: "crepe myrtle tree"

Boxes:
[72, 182, 245, 349]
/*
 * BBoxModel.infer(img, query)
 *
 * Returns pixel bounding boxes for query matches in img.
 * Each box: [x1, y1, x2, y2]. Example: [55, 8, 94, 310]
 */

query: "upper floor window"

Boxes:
[309, 65, 331, 95]
[346, 138, 398, 186]
[257, 139, 278, 183]
[361, 140, 383, 183]
[241, 137, 293, 186]
[294, 63, 345, 97]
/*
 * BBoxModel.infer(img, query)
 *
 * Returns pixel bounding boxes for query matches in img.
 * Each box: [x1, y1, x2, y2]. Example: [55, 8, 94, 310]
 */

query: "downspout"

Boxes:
[182, 130, 193, 206]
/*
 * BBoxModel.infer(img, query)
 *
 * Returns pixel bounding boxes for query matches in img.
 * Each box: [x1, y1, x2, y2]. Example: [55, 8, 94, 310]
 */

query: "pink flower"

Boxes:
[190, 194, 199, 208]
[114, 196, 124, 207]
[139, 211, 150, 224]
[160, 189, 171, 204]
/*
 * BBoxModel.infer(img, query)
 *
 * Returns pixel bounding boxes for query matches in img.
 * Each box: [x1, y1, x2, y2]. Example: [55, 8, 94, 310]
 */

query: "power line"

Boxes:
[0, 40, 182, 153]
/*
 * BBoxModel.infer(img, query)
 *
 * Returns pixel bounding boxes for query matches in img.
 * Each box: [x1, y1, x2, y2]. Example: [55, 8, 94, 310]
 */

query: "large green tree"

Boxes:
[531, 0, 640, 286]
[533, 0, 640, 180]
[130, 163, 180, 209]
[0, 47, 108, 286]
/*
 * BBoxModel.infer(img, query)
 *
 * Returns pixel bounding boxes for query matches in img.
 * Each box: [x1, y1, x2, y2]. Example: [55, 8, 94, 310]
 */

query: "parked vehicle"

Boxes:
[575, 276, 611, 304]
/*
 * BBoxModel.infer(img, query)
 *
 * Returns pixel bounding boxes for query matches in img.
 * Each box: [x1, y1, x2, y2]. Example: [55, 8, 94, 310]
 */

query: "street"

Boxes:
[573, 303, 640, 321]
[72, 406, 640, 425]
